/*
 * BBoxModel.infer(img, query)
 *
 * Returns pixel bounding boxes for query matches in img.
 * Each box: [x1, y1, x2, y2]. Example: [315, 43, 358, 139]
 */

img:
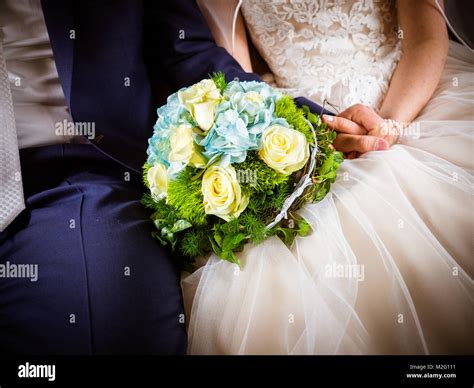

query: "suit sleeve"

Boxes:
[150, 0, 333, 115]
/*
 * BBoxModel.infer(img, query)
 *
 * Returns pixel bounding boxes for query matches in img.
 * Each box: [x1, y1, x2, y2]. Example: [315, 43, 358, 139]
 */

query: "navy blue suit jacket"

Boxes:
[41, 0, 329, 174]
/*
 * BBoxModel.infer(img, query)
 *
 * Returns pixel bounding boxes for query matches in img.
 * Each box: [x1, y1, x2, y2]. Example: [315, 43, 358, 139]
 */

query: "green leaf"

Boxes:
[209, 235, 222, 255]
[222, 233, 246, 251]
[274, 226, 297, 246]
[151, 231, 169, 246]
[297, 219, 311, 237]
[214, 231, 223, 247]
[319, 153, 334, 175]
[334, 151, 344, 164]
[220, 250, 241, 268]
[171, 219, 192, 233]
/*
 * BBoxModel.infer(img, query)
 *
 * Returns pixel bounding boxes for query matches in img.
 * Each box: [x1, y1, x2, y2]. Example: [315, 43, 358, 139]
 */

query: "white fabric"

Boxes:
[0, 0, 75, 149]
[241, 0, 402, 112]
[0, 31, 25, 232]
[183, 0, 474, 355]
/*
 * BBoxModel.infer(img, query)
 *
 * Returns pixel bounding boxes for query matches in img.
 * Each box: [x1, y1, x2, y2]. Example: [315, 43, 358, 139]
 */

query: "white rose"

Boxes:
[147, 163, 168, 200]
[259, 124, 309, 175]
[202, 164, 249, 221]
[168, 124, 206, 168]
[178, 79, 221, 131]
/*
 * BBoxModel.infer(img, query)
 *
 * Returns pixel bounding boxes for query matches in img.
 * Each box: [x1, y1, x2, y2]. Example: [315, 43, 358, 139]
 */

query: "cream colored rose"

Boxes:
[202, 165, 249, 221]
[178, 79, 221, 131]
[259, 124, 309, 175]
[168, 124, 206, 168]
[147, 163, 168, 200]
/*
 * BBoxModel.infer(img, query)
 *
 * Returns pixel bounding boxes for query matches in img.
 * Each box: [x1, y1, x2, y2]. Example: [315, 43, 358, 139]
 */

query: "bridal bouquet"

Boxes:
[142, 73, 342, 267]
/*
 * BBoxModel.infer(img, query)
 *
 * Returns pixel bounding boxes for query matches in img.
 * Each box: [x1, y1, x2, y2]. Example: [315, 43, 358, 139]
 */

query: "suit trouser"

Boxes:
[0, 143, 187, 354]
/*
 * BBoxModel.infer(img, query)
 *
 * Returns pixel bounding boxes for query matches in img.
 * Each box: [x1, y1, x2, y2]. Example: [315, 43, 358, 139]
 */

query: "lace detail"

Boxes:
[241, 0, 402, 111]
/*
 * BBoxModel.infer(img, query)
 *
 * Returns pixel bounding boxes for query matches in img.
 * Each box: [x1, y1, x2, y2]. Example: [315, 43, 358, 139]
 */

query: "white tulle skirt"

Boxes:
[181, 42, 474, 355]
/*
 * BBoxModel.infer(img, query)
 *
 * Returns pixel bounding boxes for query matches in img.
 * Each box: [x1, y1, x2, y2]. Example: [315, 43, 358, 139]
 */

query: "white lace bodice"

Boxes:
[241, 0, 402, 111]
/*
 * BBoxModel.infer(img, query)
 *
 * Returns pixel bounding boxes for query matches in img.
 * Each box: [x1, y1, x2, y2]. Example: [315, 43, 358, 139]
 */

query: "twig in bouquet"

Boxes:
[321, 98, 341, 116]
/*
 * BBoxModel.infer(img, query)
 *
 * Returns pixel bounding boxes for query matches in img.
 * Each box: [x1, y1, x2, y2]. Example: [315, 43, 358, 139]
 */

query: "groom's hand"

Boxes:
[322, 104, 398, 158]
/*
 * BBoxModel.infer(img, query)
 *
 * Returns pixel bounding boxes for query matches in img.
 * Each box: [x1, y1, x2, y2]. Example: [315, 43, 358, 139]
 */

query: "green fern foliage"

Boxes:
[209, 71, 228, 94]
[167, 168, 207, 226]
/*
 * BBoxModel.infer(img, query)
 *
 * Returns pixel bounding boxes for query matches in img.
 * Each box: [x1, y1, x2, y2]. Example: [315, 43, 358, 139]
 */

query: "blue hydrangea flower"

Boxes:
[225, 80, 282, 106]
[196, 81, 290, 166]
[146, 91, 193, 166]
[197, 109, 260, 166]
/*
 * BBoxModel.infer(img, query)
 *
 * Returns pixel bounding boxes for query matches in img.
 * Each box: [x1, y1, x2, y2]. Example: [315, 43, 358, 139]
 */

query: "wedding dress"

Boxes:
[182, 0, 474, 354]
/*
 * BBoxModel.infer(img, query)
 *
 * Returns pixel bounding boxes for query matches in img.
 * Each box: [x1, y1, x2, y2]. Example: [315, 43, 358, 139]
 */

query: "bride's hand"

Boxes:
[322, 104, 400, 158]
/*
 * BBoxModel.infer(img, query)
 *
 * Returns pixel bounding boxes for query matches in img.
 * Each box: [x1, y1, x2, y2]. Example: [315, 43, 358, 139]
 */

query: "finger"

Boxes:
[333, 133, 389, 154]
[368, 122, 401, 146]
[322, 114, 366, 135]
[338, 104, 384, 132]
[345, 151, 358, 160]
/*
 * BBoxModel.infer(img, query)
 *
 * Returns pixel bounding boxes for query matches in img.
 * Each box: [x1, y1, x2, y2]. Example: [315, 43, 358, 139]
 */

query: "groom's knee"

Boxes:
[0, 234, 187, 355]
[0, 186, 187, 355]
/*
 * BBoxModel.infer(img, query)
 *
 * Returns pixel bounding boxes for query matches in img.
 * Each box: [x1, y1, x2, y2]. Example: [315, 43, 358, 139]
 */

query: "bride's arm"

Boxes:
[378, 0, 449, 123]
[197, 2, 253, 73]
[228, 10, 253, 73]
